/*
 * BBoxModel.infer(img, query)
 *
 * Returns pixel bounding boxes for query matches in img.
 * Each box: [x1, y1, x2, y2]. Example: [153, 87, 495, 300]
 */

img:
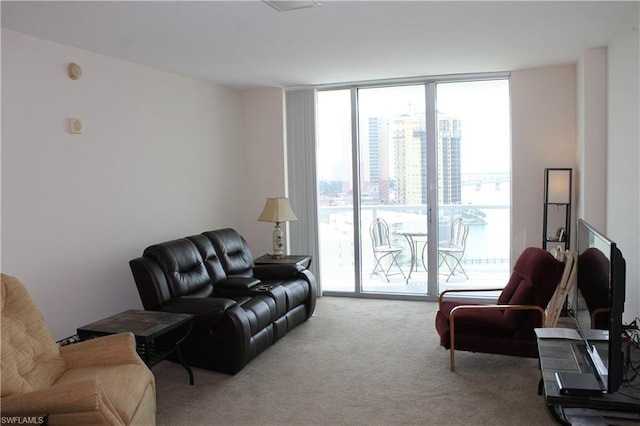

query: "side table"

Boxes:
[77, 310, 195, 385]
[254, 254, 312, 269]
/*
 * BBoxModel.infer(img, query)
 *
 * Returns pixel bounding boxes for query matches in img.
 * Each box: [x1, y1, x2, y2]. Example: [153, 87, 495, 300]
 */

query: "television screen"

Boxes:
[575, 219, 626, 393]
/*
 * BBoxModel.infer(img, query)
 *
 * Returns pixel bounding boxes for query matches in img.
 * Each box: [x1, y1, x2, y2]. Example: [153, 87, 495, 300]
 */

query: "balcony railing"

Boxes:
[318, 204, 510, 294]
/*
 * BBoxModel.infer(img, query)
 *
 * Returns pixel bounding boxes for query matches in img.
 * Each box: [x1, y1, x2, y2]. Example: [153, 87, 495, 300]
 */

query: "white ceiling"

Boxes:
[2, 1, 637, 88]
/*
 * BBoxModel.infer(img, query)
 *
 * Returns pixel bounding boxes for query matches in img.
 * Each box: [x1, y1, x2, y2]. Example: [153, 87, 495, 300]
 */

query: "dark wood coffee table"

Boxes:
[77, 309, 195, 385]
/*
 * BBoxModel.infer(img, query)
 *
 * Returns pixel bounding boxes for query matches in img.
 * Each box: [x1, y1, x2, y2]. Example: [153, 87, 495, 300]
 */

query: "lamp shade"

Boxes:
[546, 169, 572, 204]
[257, 197, 298, 223]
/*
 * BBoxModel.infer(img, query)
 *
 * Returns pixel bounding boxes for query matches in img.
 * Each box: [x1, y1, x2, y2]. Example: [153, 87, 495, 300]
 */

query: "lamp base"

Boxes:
[272, 223, 285, 260]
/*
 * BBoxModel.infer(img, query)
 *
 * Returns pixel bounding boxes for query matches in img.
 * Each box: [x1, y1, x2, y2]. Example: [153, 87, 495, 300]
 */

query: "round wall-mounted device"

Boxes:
[67, 63, 83, 80]
[68, 118, 83, 134]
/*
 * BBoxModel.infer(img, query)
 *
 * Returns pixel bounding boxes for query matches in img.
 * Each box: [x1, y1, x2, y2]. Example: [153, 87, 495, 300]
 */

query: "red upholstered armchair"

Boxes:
[577, 247, 610, 329]
[435, 247, 566, 371]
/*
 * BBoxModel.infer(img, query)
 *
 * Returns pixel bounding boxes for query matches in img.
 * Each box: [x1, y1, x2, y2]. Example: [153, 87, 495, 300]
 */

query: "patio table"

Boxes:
[396, 230, 428, 282]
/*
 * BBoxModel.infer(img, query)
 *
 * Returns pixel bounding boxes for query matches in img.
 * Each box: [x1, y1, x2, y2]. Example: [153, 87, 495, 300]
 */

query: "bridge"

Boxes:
[461, 173, 510, 190]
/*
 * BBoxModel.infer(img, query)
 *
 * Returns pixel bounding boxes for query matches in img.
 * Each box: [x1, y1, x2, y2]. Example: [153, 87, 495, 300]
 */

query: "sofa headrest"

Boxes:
[187, 234, 227, 283]
[144, 239, 213, 298]
[203, 229, 254, 277]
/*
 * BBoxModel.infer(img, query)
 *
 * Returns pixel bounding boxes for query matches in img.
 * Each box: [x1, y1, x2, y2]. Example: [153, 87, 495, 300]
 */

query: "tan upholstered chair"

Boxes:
[1, 274, 156, 425]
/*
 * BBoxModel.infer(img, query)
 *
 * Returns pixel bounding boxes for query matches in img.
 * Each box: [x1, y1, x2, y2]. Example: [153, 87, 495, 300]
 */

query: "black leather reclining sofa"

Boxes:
[129, 228, 317, 374]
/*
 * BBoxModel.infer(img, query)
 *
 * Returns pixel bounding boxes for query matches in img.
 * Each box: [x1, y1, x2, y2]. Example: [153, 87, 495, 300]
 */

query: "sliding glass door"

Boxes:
[435, 80, 511, 294]
[316, 89, 355, 291]
[358, 85, 429, 294]
[317, 76, 511, 299]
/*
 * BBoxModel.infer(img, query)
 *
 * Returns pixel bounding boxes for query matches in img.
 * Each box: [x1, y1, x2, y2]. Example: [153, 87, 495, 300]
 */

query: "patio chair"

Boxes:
[438, 217, 470, 281]
[369, 217, 406, 282]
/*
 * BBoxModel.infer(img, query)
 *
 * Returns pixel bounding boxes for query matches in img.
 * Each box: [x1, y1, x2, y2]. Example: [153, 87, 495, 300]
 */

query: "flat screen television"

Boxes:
[575, 218, 626, 393]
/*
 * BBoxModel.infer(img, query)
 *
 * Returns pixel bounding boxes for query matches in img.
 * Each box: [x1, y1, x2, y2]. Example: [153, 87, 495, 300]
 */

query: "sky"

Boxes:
[317, 78, 511, 180]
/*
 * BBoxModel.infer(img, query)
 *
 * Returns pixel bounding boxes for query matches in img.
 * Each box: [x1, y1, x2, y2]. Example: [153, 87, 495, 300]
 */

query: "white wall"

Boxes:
[606, 11, 640, 321]
[510, 64, 577, 261]
[4, 22, 637, 337]
[576, 48, 607, 231]
[238, 88, 287, 255]
[1, 30, 246, 339]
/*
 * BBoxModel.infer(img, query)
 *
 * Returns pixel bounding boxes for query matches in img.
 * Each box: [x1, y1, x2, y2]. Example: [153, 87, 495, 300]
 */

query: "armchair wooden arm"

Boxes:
[448, 304, 546, 372]
[438, 288, 504, 309]
[1, 379, 124, 424]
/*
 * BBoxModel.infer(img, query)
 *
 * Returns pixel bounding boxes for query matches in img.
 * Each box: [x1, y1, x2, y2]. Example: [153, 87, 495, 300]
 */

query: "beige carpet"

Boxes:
[153, 297, 555, 425]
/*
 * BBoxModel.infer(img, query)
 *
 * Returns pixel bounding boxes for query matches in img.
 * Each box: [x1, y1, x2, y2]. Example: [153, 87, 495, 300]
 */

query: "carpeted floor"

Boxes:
[153, 297, 556, 425]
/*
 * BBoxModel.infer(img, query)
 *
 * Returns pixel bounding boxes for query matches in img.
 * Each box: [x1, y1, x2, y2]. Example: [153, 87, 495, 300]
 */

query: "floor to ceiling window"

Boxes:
[317, 75, 511, 300]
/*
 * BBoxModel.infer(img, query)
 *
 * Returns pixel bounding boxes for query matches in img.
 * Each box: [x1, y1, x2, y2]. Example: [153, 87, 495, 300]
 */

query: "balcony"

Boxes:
[318, 204, 511, 296]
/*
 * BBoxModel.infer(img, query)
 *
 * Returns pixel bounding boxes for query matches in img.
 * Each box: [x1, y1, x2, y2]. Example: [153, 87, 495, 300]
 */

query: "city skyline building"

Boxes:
[438, 114, 462, 205]
[318, 109, 465, 209]
[360, 111, 462, 207]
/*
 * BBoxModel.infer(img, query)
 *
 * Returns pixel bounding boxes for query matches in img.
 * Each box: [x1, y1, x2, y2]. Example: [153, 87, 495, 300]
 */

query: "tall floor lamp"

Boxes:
[543, 168, 572, 252]
[258, 197, 298, 259]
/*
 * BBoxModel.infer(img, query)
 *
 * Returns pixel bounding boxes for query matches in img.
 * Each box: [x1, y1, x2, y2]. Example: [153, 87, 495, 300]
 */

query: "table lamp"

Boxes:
[257, 197, 298, 259]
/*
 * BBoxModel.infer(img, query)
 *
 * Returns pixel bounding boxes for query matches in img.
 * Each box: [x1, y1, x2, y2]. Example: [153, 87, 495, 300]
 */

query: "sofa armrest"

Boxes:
[1, 379, 123, 423]
[216, 276, 261, 291]
[162, 296, 236, 318]
[61, 332, 143, 369]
